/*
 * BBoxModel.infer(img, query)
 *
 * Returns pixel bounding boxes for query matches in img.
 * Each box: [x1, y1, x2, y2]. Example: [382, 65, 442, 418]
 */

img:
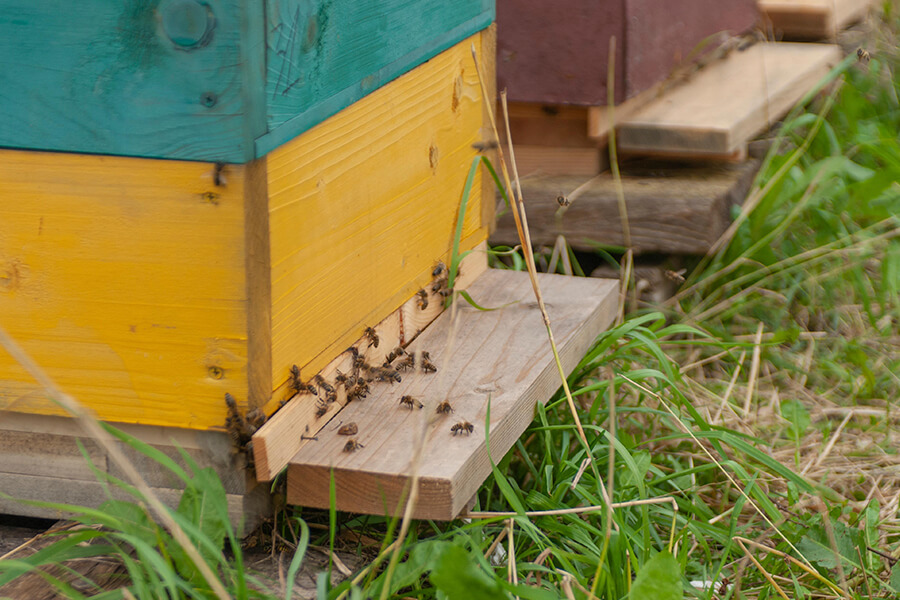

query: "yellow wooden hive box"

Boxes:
[0, 31, 494, 444]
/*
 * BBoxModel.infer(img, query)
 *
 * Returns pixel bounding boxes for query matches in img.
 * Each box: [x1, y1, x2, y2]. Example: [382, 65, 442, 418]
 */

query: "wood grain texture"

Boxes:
[0, 411, 269, 532]
[759, 0, 876, 39]
[0, 0, 262, 163]
[617, 43, 841, 156]
[265, 32, 491, 407]
[0, 150, 250, 429]
[257, 0, 494, 155]
[287, 269, 618, 520]
[490, 160, 760, 254]
[244, 159, 273, 411]
[253, 247, 488, 482]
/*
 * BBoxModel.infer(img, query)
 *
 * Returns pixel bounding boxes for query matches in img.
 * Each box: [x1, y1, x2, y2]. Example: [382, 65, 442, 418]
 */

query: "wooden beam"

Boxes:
[759, 0, 876, 39]
[617, 43, 841, 158]
[252, 246, 488, 482]
[286, 269, 618, 520]
[490, 160, 760, 255]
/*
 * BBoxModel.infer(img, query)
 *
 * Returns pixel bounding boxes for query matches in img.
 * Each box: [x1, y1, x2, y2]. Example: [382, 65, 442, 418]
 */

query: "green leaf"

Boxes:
[889, 561, 900, 593]
[629, 551, 682, 600]
[780, 400, 810, 442]
[796, 519, 859, 570]
[429, 543, 507, 600]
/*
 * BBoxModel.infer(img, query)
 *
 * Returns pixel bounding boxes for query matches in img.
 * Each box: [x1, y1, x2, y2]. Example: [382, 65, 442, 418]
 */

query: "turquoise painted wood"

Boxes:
[0, 0, 265, 163]
[256, 0, 494, 156]
[0, 0, 494, 163]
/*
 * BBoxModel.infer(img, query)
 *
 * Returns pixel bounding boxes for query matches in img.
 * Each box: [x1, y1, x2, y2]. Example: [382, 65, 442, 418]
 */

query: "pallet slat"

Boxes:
[491, 160, 760, 255]
[287, 269, 618, 520]
[759, 0, 876, 39]
[617, 43, 841, 158]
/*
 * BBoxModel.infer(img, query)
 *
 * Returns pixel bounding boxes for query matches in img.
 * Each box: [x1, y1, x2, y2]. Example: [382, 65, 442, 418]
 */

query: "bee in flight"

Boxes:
[399, 395, 424, 410]
[857, 47, 870, 62]
[451, 421, 474, 436]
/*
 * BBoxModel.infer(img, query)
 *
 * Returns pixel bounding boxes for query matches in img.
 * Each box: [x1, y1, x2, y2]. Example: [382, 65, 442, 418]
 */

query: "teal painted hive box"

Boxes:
[0, 0, 494, 163]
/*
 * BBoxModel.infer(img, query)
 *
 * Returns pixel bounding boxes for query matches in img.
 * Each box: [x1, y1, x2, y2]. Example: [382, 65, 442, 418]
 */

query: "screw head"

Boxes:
[161, 0, 215, 49]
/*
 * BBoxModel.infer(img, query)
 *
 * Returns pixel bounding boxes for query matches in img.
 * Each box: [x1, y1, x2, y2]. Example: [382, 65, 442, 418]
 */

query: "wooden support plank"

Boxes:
[759, 0, 876, 39]
[490, 160, 760, 255]
[617, 43, 841, 157]
[265, 32, 492, 407]
[0, 411, 269, 532]
[286, 269, 618, 520]
[252, 247, 488, 482]
[0, 152, 250, 430]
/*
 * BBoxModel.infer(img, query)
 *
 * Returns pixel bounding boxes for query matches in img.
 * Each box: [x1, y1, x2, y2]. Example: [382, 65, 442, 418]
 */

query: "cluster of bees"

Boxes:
[224, 392, 267, 468]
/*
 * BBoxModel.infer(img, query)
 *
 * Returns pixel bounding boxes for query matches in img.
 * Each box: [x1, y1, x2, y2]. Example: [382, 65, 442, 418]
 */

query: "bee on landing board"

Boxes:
[314, 375, 337, 403]
[343, 438, 364, 453]
[314, 398, 328, 418]
[399, 395, 423, 410]
[290, 364, 318, 396]
[436, 400, 454, 414]
[364, 326, 379, 348]
[419, 351, 437, 373]
[384, 346, 406, 365]
[451, 421, 474, 436]
[337, 422, 358, 436]
[415, 289, 429, 310]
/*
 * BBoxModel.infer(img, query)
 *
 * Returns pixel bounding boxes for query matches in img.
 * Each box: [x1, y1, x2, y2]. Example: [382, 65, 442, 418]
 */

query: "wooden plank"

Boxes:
[759, 0, 876, 39]
[287, 269, 619, 520]
[0, 0, 262, 163]
[244, 159, 273, 411]
[265, 32, 492, 407]
[512, 146, 605, 178]
[0, 472, 269, 535]
[0, 151, 250, 430]
[617, 43, 841, 157]
[0, 411, 252, 495]
[252, 246, 488, 481]
[258, 0, 493, 155]
[490, 160, 760, 254]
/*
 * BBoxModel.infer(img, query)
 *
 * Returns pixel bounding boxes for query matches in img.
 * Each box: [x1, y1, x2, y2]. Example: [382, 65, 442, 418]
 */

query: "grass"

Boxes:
[2, 4, 900, 599]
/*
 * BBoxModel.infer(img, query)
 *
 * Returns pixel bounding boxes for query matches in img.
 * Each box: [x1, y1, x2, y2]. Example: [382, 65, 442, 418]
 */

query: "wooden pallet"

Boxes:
[491, 160, 760, 255]
[617, 42, 841, 158]
[759, 0, 876, 39]
[285, 269, 618, 520]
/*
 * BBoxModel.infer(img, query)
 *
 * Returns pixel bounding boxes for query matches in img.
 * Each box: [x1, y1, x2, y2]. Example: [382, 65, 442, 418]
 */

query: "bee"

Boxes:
[432, 262, 447, 278]
[436, 400, 454, 414]
[334, 369, 353, 388]
[857, 47, 870, 62]
[419, 351, 437, 373]
[385, 346, 406, 364]
[364, 326, 379, 348]
[213, 162, 226, 186]
[399, 395, 423, 410]
[245, 407, 267, 431]
[664, 268, 686, 284]
[556, 195, 570, 207]
[343, 438, 364, 453]
[394, 353, 416, 372]
[315, 400, 328, 418]
[225, 393, 248, 438]
[451, 421, 474, 436]
[314, 375, 337, 403]
[346, 378, 369, 402]
[289, 365, 317, 395]
[337, 422, 359, 435]
[415, 289, 429, 310]
[372, 366, 401, 384]
[472, 140, 499, 153]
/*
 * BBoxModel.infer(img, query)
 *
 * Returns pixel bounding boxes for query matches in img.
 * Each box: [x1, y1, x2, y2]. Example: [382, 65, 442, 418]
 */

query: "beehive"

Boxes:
[0, 1, 496, 521]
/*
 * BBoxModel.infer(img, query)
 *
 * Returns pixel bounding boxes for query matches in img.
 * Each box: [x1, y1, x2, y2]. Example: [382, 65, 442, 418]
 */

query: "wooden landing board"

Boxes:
[287, 269, 618, 520]
[617, 43, 841, 157]
[252, 246, 488, 482]
[759, 0, 876, 39]
[490, 160, 760, 255]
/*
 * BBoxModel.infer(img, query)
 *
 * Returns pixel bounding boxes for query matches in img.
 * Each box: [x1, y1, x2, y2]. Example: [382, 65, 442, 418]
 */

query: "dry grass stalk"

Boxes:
[743, 322, 765, 415]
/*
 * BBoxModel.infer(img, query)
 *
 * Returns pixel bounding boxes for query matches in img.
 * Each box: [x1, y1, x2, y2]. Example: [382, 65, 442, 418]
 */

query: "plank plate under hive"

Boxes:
[617, 43, 841, 158]
[287, 269, 618, 520]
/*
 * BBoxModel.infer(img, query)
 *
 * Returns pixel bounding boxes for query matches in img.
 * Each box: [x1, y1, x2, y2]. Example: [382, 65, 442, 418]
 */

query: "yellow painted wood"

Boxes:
[0, 151, 249, 429]
[266, 31, 491, 397]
